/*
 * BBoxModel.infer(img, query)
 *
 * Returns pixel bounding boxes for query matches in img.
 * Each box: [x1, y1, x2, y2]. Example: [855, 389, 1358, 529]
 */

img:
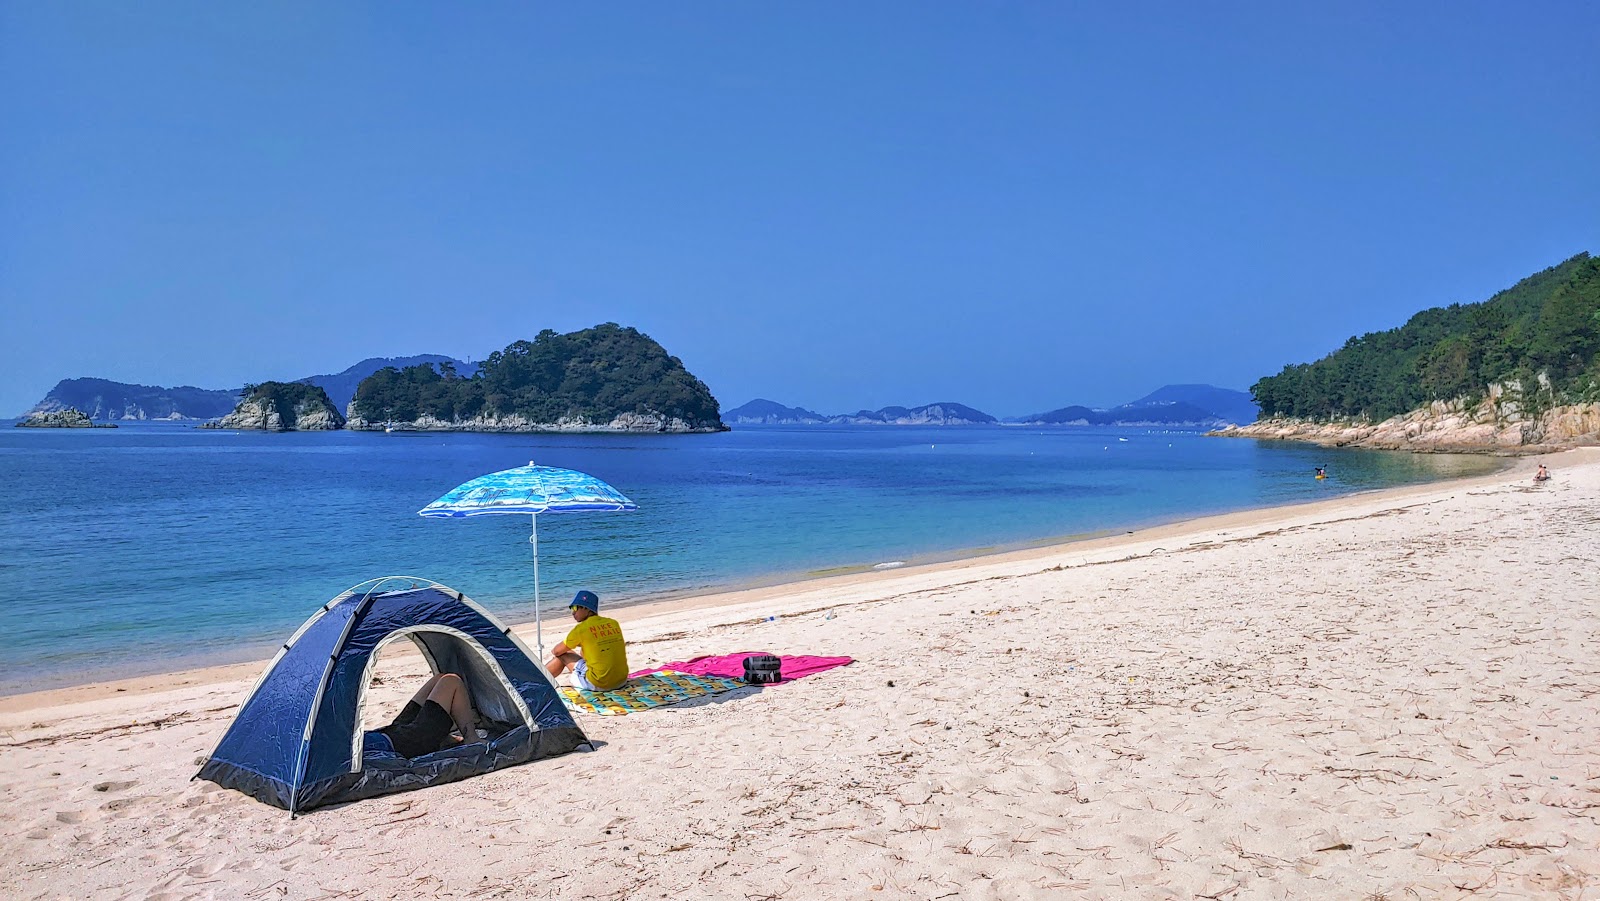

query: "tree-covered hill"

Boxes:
[350, 324, 725, 432]
[1252, 253, 1600, 420]
[297, 354, 472, 412]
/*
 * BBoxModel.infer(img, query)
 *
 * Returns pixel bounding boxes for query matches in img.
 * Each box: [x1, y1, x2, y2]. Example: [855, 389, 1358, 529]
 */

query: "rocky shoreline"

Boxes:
[14, 408, 117, 429]
[1210, 390, 1600, 454]
[345, 411, 726, 433]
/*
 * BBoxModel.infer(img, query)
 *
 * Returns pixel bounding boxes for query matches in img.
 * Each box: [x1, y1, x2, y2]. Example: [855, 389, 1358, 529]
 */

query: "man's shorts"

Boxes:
[569, 658, 599, 692]
[377, 699, 455, 758]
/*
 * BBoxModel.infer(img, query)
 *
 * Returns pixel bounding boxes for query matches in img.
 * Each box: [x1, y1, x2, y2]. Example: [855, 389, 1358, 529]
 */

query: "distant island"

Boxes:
[725, 400, 995, 425]
[1216, 251, 1600, 452]
[346, 324, 726, 433]
[202, 383, 344, 432]
[25, 378, 240, 421]
[21, 355, 471, 422]
[1010, 386, 1257, 427]
[15, 407, 117, 428]
[727, 385, 1257, 428]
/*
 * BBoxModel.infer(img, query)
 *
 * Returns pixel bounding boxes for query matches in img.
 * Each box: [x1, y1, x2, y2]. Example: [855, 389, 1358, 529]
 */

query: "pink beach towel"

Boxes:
[631, 652, 852, 683]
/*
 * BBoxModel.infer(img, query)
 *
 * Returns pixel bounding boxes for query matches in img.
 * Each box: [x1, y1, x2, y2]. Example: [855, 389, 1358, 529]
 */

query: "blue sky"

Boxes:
[3, 3, 1597, 418]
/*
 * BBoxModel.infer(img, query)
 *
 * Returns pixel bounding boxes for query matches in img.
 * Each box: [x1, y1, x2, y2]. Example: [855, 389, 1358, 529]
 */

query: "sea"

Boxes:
[0, 420, 1501, 693]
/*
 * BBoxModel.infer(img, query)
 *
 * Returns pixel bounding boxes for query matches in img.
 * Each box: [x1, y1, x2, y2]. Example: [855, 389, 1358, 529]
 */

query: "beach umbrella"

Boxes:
[419, 462, 637, 658]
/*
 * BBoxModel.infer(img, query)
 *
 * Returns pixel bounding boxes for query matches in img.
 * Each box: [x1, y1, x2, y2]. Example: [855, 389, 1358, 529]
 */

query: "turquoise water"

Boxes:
[0, 421, 1498, 692]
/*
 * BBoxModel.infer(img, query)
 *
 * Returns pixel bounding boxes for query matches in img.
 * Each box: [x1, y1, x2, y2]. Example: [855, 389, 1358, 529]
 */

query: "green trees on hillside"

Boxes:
[1253, 253, 1600, 419]
[350, 324, 725, 430]
[242, 382, 341, 424]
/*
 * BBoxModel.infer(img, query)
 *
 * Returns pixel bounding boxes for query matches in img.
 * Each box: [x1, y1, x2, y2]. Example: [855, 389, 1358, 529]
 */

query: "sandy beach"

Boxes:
[3, 450, 1597, 899]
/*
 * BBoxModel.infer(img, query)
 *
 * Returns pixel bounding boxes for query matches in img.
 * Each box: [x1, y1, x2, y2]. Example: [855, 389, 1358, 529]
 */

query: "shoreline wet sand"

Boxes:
[0, 452, 1516, 708]
[2, 449, 1595, 898]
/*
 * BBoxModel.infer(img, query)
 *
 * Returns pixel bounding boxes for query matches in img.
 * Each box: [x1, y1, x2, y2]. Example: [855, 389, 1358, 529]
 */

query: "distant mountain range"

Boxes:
[1010, 385, 1259, 427]
[725, 400, 997, 426]
[1116, 384, 1260, 426]
[726, 385, 1258, 427]
[24, 355, 469, 420]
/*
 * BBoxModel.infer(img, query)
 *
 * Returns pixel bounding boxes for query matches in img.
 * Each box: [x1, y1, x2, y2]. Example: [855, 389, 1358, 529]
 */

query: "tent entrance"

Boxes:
[354, 625, 535, 771]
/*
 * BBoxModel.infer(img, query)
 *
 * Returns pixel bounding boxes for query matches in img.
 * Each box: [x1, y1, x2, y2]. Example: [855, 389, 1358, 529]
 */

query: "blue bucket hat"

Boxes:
[570, 590, 599, 613]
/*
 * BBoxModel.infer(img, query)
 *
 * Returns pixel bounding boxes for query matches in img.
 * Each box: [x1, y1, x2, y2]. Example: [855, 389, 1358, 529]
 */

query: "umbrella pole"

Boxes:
[530, 513, 544, 661]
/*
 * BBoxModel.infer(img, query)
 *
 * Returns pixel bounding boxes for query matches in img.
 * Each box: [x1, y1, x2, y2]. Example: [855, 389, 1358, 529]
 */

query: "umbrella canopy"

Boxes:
[419, 463, 637, 517]
[419, 462, 637, 657]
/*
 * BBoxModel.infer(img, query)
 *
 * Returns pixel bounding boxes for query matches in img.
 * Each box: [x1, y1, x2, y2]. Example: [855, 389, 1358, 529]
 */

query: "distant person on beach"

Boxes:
[546, 590, 630, 692]
[1535, 463, 1551, 483]
[362, 672, 480, 759]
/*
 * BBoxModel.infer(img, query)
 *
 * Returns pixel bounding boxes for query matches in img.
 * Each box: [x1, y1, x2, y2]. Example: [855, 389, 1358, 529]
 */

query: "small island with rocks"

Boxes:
[14, 407, 118, 428]
[202, 382, 345, 431]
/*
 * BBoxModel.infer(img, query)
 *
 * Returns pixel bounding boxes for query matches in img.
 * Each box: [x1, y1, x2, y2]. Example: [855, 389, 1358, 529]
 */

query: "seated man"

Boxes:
[363, 672, 480, 759]
[546, 590, 629, 692]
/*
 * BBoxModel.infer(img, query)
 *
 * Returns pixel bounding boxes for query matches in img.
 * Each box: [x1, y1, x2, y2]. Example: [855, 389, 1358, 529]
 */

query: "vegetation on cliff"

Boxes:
[1251, 253, 1600, 420]
[216, 382, 344, 430]
[350, 324, 724, 430]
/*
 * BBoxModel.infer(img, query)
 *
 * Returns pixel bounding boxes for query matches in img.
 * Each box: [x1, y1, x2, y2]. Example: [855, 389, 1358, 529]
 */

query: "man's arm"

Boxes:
[550, 641, 571, 657]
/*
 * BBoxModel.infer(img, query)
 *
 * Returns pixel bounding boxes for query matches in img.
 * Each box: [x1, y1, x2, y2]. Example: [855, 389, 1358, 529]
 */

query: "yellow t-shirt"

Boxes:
[564, 616, 628, 690]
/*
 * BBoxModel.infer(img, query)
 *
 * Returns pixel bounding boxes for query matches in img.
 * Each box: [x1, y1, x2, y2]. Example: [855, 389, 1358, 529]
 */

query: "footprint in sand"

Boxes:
[187, 859, 230, 877]
[55, 810, 86, 824]
[102, 796, 152, 812]
[93, 779, 138, 793]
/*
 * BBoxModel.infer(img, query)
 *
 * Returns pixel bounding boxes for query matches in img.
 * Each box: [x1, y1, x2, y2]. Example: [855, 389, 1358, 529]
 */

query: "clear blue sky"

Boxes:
[3, 3, 1597, 418]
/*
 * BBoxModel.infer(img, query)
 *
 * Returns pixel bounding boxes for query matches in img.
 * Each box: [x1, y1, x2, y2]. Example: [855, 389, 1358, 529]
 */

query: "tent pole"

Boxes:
[531, 513, 543, 660]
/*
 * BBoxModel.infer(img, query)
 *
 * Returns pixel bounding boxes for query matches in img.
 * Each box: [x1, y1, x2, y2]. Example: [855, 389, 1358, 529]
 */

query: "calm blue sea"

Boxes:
[0, 421, 1498, 692]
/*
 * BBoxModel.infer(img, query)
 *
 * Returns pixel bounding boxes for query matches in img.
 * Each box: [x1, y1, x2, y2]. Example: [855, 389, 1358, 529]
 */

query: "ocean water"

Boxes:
[0, 421, 1499, 692]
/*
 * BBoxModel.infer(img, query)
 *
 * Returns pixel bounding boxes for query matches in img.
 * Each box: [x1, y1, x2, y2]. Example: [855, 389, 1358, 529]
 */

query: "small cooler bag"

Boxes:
[742, 654, 783, 685]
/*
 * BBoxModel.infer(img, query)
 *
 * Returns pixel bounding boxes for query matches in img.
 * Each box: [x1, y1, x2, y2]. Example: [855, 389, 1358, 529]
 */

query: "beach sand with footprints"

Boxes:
[3, 449, 1598, 899]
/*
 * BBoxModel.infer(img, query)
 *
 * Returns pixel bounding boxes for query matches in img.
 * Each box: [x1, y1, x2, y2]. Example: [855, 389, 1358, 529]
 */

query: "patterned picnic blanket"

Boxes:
[557, 671, 747, 716]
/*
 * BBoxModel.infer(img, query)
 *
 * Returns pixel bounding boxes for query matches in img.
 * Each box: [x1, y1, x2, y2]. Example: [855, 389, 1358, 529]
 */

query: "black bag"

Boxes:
[742, 654, 782, 685]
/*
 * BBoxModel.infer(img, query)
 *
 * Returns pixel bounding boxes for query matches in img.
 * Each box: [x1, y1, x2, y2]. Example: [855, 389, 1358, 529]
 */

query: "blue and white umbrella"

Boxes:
[420, 463, 637, 656]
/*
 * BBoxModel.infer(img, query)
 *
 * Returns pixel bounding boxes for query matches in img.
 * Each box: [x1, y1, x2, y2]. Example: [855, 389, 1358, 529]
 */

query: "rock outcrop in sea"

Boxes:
[15, 407, 118, 428]
[1210, 381, 1600, 453]
[204, 383, 345, 431]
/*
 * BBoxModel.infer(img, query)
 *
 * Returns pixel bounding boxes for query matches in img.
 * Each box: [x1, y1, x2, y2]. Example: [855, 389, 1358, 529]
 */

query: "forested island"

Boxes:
[347, 324, 725, 433]
[203, 382, 344, 431]
[1220, 252, 1600, 451]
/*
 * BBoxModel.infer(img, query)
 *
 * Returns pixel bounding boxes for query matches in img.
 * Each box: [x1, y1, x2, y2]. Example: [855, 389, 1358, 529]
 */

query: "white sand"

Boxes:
[2, 450, 1597, 899]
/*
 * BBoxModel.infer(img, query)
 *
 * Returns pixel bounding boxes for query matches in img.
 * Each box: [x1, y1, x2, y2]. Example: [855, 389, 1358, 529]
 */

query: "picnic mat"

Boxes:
[631, 652, 853, 683]
[557, 671, 747, 716]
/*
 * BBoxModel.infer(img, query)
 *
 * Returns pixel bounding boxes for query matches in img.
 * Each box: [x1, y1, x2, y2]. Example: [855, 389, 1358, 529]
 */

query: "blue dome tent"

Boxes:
[196, 577, 589, 814]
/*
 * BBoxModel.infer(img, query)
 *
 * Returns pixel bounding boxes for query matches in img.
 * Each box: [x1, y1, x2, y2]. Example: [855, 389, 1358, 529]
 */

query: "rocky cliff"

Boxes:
[204, 383, 345, 431]
[1210, 382, 1600, 453]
